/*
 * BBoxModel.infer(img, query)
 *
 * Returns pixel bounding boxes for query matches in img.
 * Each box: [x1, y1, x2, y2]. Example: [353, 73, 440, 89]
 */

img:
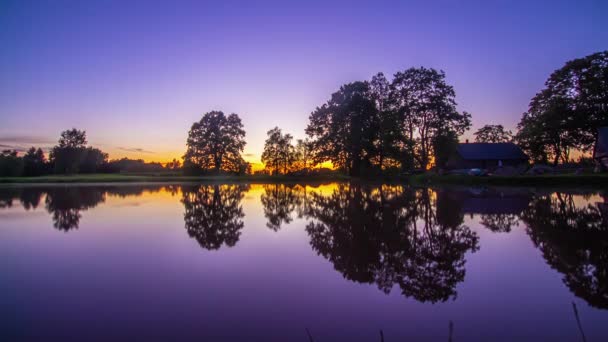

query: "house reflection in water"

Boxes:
[437, 188, 533, 232]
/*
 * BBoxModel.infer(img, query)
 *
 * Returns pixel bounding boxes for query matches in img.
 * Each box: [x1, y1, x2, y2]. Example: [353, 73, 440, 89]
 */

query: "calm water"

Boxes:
[1, 183, 607, 341]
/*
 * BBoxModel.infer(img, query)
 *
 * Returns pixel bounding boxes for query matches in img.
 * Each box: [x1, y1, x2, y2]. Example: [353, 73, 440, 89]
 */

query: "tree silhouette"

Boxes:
[306, 82, 378, 176]
[181, 184, 248, 250]
[183, 111, 246, 174]
[0, 149, 23, 177]
[261, 127, 295, 175]
[305, 184, 479, 303]
[260, 184, 303, 230]
[516, 51, 608, 164]
[22, 147, 47, 176]
[521, 193, 608, 309]
[51, 128, 88, 174]
[391, 67, 471, 170]
[474, 124, 513, 143]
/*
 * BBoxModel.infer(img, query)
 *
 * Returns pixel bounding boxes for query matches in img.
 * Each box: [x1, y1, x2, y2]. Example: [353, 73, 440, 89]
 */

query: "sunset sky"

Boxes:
[1, 0, 607, 167]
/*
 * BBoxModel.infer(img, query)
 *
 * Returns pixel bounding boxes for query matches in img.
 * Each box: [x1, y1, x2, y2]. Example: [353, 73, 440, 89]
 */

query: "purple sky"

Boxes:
[1, 0, 607, 164]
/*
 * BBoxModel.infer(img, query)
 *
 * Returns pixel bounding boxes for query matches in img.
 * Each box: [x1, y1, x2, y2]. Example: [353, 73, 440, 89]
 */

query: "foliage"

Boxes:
[516, 51, 608, 164]
[474, 124, 513, 143]
[261, 127, 295, 175]
[391, 67, 471, 169]
[292, 139, 313, 172]
[432, 129, 459, 169]
[101, 158, 166, 173]
[0, 150, 24, 176]
[51, 128, 90, 174]
[306, 82, 378, 176]
[22, 147, 48, 176]
[183, 111, 246, 174]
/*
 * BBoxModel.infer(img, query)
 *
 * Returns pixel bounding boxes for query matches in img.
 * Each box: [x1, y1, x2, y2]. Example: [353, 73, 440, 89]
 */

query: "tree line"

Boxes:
[183, 51, 606, 176]
[0, 129, 179, 177]
[2, 51, 606, 177]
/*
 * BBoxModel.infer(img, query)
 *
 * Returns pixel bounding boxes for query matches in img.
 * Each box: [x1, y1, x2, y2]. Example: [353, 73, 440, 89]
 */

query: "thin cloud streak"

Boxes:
[0, 135, 55, 145]
[117, 147, 156, 154]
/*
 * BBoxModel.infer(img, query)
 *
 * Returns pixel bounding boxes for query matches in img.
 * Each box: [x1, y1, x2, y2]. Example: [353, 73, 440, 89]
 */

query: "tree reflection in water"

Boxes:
[2, 183, 608, 307]
[521, 192, 608, 309]
[181, 184, 249, 250]
[260, 184, 303, 231]
[305, 185, 480, 303]
[44, 187, 106, 231]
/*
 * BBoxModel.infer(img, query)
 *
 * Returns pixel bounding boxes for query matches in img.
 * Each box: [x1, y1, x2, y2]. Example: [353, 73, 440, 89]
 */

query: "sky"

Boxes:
[1, 0, 607, 167]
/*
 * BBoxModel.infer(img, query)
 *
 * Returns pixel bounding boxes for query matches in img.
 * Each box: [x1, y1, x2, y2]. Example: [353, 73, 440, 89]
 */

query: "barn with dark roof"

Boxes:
[446, 142, 528, 170]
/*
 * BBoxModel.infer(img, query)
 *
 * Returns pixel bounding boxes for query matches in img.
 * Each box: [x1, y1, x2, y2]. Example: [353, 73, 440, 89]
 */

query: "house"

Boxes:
[446, 142, 528, 170]
[593, 127, 608, 170]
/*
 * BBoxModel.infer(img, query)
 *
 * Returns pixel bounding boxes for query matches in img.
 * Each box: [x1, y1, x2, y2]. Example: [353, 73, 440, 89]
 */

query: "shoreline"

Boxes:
[2, 173, 608, 188]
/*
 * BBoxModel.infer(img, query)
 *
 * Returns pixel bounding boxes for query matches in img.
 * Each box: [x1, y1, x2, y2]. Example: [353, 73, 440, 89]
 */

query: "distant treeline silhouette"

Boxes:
[2, 51, 606, 177]
[0, 129, 180, 177]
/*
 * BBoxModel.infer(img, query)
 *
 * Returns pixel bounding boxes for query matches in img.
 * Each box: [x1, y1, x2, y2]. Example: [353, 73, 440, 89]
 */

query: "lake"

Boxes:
[1, 183, 607, 341]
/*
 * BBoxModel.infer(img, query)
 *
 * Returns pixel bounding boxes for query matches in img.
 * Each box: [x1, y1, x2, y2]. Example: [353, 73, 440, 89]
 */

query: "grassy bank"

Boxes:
[0, 173, 351, 184]
[2, 172, 608, 187]
[408, 173, 608, 187]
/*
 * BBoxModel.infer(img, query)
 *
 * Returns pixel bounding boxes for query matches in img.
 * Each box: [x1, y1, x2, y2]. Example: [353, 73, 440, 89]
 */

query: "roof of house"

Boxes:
[594, 127, 608, 159]
[457, 142, 528, 160]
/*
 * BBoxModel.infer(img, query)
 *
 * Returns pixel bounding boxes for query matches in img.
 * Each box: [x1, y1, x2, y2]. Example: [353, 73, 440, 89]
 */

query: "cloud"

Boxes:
[0, 144, 27, 152]
[0, 144, 52, 153]
[117, 147, 155, 154]
[0, 135, 55, 145]
[243, 153, 256, 158]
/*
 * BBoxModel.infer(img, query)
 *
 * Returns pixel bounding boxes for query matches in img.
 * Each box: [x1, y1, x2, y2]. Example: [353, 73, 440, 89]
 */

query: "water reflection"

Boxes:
[305, 185, 479, 303]
[521, 193, 608, 309]
[181, 184, 249, 250]
[260, 184, 302, 231]
[1, 183, 607, 308]
[0, 186, 169, 230]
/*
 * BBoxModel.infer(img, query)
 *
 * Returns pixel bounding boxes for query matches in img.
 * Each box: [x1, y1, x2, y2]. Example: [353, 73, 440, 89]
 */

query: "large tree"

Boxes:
[474, 124, 513, 143]
[292, 138, 313, 172]
[50, 128, 89, 174]
[516, 51, 608, 164]
[22, 147, 47, 176]
[369, 72, 406, 170]
[183, 111, 246, 174]
[391, 67, 471, 170]
[261, 127, 295, 175]
[306, 81, 378, 176]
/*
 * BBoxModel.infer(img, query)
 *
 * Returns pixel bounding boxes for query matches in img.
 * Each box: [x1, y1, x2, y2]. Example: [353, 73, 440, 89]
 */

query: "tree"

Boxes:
[165, 158, 182, 170]
[370, 72, 406, 171]
[292, 139, 313, 172]
[58, 128, 87, 148]
[50, 128, 89, 174]
[22, 147, 47, 176]
[391, 67, 471, 170]
[516, 51, 608, 164]
[261, 127, 295, 175]
[432, 129, 459, 169]
[306, 82, 378, 176]
[0, 150, 24, 176]
[183, 111, 246, 174]
[474, 124, 513, 143]
[79, 147, 108, 173]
